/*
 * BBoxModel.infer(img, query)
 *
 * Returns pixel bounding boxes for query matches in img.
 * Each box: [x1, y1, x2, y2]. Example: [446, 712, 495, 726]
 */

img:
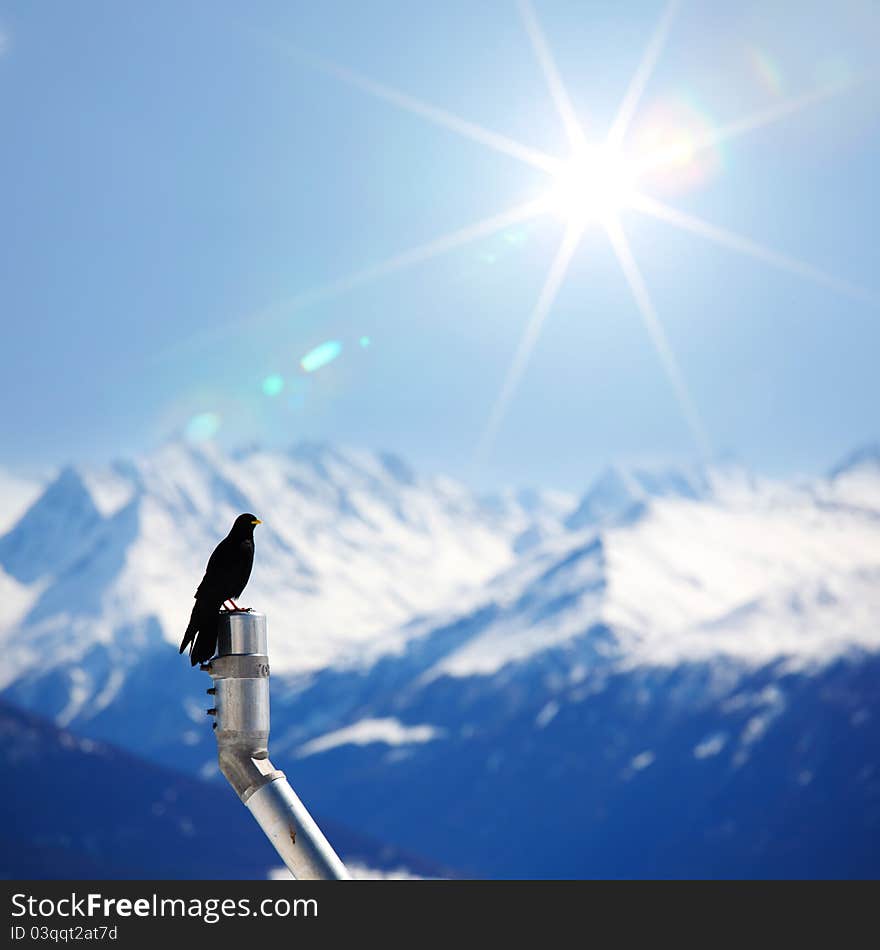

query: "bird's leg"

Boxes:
[227, 598, 241, 611]
[220, 600, 235, 612]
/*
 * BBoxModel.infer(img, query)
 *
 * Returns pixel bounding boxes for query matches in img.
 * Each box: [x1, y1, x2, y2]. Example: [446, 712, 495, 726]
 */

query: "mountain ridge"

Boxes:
[2, 439, 879, 876]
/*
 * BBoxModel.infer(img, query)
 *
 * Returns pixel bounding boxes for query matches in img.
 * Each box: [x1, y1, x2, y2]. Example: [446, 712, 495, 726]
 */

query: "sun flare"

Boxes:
[254, 0, 874, 464]
[546, 146, 638, 225]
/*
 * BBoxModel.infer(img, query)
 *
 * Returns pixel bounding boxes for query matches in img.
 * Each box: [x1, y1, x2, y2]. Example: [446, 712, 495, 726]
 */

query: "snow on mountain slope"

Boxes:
[420, 472, 880, 679]
[297, 717, 445, 757]
[0, 441, 572, 699]
[2, 440, 879, 754]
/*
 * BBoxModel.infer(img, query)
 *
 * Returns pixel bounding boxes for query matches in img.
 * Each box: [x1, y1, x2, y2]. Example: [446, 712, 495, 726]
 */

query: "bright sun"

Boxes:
[256, 1, 870, 463]
[546, 146, 638, 225]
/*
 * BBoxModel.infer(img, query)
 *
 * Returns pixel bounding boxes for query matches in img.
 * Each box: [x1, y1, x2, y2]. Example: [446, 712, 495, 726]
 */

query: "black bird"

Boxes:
[179, 513, 262, 666]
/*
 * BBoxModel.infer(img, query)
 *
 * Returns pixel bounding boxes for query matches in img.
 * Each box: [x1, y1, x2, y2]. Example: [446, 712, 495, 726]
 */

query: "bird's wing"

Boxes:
[195, 536, 232, 598]
[230, 540, 255, 599]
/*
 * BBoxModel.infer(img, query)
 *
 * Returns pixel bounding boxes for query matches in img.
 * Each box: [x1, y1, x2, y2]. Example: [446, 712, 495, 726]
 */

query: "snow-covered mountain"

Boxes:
[228, 448, 876, 877]
[2, 440, 879, 876]
[423, 465, 880, 677]
[0, 440, 571, 707]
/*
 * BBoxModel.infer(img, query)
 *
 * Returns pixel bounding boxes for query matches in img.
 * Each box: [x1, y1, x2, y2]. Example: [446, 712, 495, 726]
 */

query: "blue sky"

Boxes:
[0, 0, 877, 490]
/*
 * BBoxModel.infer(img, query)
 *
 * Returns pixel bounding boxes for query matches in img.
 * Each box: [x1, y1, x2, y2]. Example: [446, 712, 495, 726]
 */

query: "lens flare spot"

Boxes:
[747, 47, 784, 97]
[262, 374, 285, 397]
[300, 340, 342, 373]
[359, 335, 371, 348]
[185, 412, 220, 442]
[632, 97, 723, 196]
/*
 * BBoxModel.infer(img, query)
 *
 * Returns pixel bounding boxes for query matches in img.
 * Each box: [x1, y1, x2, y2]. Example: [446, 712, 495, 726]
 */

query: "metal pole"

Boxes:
[204, 611, 350, 880]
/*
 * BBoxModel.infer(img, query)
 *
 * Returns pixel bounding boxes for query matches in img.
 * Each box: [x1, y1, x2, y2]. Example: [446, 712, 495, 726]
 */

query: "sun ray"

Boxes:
[605, 216, 711, 458]
[606, 0, 682, 151]
[630, 192, 880, 306]
[261, 36, 562, 175]
[236, 14, 872, 468]
[164, 200, 547, 359]
[476, 223, 584, 460]
[517, 0, 587, 151]
[277, 199, 548, 312]
[637, 72, 875, 174]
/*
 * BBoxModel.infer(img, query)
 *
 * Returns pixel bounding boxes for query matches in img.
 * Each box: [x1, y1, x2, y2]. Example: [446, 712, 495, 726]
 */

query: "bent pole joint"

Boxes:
[204, 611, 350, 880]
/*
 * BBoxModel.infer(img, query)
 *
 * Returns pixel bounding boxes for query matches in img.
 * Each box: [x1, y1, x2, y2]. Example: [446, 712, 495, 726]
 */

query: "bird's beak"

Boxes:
[252, 519, 262, 526]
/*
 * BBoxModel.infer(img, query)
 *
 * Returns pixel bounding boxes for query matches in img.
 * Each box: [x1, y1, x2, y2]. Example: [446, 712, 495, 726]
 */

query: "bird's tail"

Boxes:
[179, 601, 221, 666]
[179, 602, 199, 655]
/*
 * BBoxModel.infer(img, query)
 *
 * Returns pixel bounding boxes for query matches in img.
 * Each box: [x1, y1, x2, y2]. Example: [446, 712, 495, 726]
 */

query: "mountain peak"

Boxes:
[565, 466, 644, 531]
[0, 466, 103, 584]
[566, 461, 712, 531]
